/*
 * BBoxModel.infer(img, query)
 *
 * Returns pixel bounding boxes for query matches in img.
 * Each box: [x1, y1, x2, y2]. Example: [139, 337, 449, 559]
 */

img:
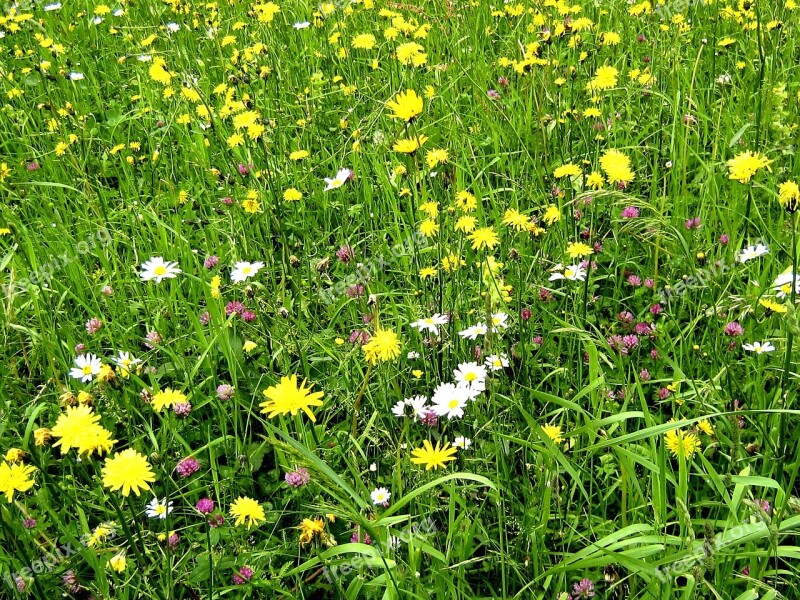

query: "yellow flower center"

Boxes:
[448, 398, 460, 409]
[82, 365, 94, 375]
[464, 372, 477, 382]
[154, 265, 167, 276]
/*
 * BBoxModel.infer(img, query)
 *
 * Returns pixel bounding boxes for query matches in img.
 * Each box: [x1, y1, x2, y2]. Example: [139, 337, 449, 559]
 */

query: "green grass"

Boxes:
[1, 0, 800, 597]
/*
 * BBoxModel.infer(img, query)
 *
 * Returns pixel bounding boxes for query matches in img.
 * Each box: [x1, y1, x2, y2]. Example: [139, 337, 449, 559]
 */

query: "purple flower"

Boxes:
[684, 217, 701, 230]
[204, 255, 219, 269]
[176, 457, 201, 478]
[168, 532, 180, 550]
[336, 244, 354, 263]
[627, 274, 642, 287]
[644, 278, 654, 288]
[102, 285, 114, 296]
[756, 499, 771, 514]
[724, 321, 744, 336]
[720, 233, 729, 245]
[658, 387, 671, 400]
[233, 566, 254, 585]
[421, 410, 438, 427]
[621, 206, 640, 219]
[285, 467, 311, 488]
[173, 401, 192, 417]
[618, 311, 635, 324]
[199, 311, 211, 325]
[196, 498, 214, 514]
[532, 335, 543, 345]
[26, 162, 39, 171]
[487, 89, 500, 100]
[225, 301, 246, 316]
[520, 308, 532, 321]
[216, 384, 235, 400]
[349, 330, 370, 345]
[145, 331, 162, 348]
[634, 322, 653, 336]
[22, 518, 36, 529]
[62, 571, 81, 594]
[238, 163, 249, 176]
[639, 369, 651, 381]
[539, 288, 554, 302]
[241, 310, 257, 322]
[607, 335, 627, 354]
[208, 514, 225, 527]
[650, 303, 663, 315]
[350, 528, 372, 545]
[75, 343, 87, 353]
[346, 284, 365, 298]
[622, 334, 639, 350]
[220, 196, 234, 205]
[573, 578, 595, 598]
[85, 317, 103, 335]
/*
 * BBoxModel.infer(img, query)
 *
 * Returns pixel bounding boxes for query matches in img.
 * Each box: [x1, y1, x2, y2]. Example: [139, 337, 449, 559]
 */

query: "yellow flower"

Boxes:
[242, 197, 262, 214]
[599, 149, 635, 185]
[664, 427, 701, 458]
[230, 496, 266, 529]
[468, 227, 500, 251]
[0, 461, 36, 502]
[410, 440, 457, 470]
[454, 216, 477, 233]
[283, 188, 303, 201]
[419, 219, 439, 237]
[33, 428, 51, 446]
[4, 448, 24, 463]
[425, 148, 448, 168]
[759, 298, 788, 314]
[587, 65, 618, 91]
[298, 517, 325, 545]
[101, 448, 156, 497]
[419, 201, 439, 218]
[419, 266, 437, 279]
[502, 209, 529, 231]
[542, 204, 561, 225]
[386, 89, 423, 122]
[289, 150, 309, 161]
[362, 329, 401, 364]
[393, 135, 428, 154]
[151, 388, 186, 412]
[396, 42, 426, 65]
[718, 37, 736, 47]
[696, 419, 714, 436]
[727, 151, 771, 184]
[542, 424, 563, 444]
[566, 241, 593, 258]
[51, 405, 116, 457]
[553, 163, 581, 178]
[243, 340, 258, 353]
[778, 181, 800, 213]
[261, 375, 324, 422]
[586, 171, 604, 189]
[107, 552, 127, 573]
[352, 33, 376, 49]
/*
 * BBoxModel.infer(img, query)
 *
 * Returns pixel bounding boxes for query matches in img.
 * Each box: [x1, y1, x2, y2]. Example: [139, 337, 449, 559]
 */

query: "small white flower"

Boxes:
[166, 22, 180, 32]
[431, 383, 472, 420]
[453, 362, 487, 391]
[392, 396, 429, 419]
[742, 341, 775, 354]
[44, 2, 62, 10]
[453, 436, 472, 450]
[458, 323, 488, 340]
[93, 16, 103, 24]
[484, 353, 509, 371]
[230, 261, 265, 283]
[369, 463, 377, 472]
[145, 497, 173, 519]
[737, 244, 769, 263]
[113, 8, 125, 16]
[139, 257, 182, 283]
[113, 351, 141, 372]
[410, 313, 449, 335]
[293, 21, 311, 29]
[549, 263, 586, 282]
[137, 55, 152, 62]
[490, 312, 509, 332]
[773, 268, 800, 298]
[407, 351, 420, 359]
[69, 72, 85, 81]
[370, 487, 391, 506]
[324, 168, 352, 191]
[69, 354, 103, 382]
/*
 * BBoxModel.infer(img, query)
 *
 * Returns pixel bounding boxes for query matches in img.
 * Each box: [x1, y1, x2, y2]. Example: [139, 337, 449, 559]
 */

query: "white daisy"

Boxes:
[485, 353, 509, 371]
[145, 497, 174, 519]
[113, 351, 141, 375]
[773, 268, 800, 299]
[69, 72, 85, 81]
[166, 22, 180, 32]
[407, 351, 420, 359]
[69, 354, 103, 382]
[230, 261, 265, 283]
[453, 436, 472, 450]
[324, 168, 352, 191]
[549, 263, 586, 282]
[453, 362, 487, 391]
[742, 341, 775, 354]
[44, 2, 62, 10]
[112, 8, 125, 16]
[370, 487, 391, 506]
[293, 21, 311, 29]
[736, 244, 769, 263]
[139, 257, 181, 283]
[410, 313, 449, 335]
[490, 312, 509, 332]
[458, 323, 488, 340]
[431, 383, 472, 420]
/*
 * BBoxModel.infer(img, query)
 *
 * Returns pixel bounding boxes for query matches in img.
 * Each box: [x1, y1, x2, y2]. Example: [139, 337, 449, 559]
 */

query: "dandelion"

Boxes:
[51, 405, 116, 456]
[298, 517, 325, 545]
[261, 375, 324, 422]
[542, 424, 564, 444]
[727, 151, 771, 184]
[0, 462, 36, 502]
[566, 242, 593, 259]
[362, 329, 401, 364]
[410, 440, 458, 470]
[101, 449, 156, 497]
[107, 553, 127, 573]
[393, 135, 428, 154]
[778, 181, 800, 212]
[553, 163, 581, 178]
[542, 204, 561, 225]
[664, 427, 701, 458]
[151, 388, 187, 412]
[386, 89, 423, 122]
[599, 149, 634, 185]
[468, 227, 500, 250]
[230, 496, 266, 529]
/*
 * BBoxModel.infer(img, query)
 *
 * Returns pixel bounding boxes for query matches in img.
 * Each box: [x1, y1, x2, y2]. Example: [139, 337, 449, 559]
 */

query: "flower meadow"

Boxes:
[2, 0, 800, 597]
